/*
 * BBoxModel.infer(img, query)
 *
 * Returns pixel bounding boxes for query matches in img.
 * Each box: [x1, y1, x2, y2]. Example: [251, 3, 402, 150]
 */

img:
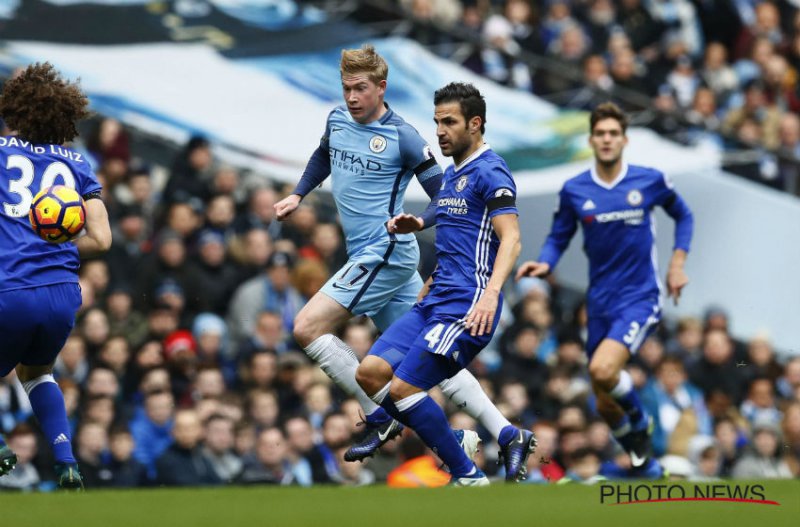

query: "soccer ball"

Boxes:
[28, 185, 86, 243]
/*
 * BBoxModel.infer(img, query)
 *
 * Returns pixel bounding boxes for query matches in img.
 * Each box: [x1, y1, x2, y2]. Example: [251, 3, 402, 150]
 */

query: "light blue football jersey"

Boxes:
[320, 105, 439, 256]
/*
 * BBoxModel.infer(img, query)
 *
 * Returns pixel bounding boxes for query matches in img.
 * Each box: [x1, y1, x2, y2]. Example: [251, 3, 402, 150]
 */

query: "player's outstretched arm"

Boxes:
[465, 213, 521, 337]
[74, 198, 112, 257]
[515, 261, 551, 281]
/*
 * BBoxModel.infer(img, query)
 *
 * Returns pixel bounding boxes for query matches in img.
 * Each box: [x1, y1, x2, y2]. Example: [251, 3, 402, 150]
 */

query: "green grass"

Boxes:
[1, 481, 797, 527]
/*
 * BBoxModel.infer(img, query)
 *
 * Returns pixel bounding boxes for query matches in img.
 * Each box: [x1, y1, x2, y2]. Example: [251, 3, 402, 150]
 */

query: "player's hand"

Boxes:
[515, 261, 550, 281]
[667, 267, 689, 306]
[274, 194, 302, 221]
[465, 288, 499, 337]
[388, 213, 423, 234]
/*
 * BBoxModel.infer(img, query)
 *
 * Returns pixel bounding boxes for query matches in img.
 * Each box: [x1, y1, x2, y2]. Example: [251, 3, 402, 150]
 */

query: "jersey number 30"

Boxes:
[3, 155, 77, 217]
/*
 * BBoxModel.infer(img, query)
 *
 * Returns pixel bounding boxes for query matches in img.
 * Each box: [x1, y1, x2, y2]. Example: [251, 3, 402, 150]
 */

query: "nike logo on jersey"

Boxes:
[582, 199, 596, 210]
[331, 127, 343, 133]
[331, 282, 348, 290]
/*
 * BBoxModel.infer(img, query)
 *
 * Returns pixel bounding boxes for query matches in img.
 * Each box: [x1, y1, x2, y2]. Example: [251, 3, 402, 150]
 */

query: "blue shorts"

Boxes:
[368, 286, 502, 390]
[586, 298, 661, 357]
[320, 240, 422, 332]
[0, 282, 82, 376]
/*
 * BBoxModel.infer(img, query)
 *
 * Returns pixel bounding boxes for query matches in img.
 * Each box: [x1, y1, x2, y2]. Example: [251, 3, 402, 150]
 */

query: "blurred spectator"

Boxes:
[75, 422, 110, 487]
[106, 204, 148, 287]
[163, 136, 213, 205]
[732, 420, 793, 479]
[722, 80, 782, 150]
[641, 356, 711, 457]
[227, 251, 304, 343]
[0, 424, 41, 491]
[190, 230, 240, 315]
[54, 335, 89, 385]
[740, 377, 782, 427]
[699, 42, 739, 102]
[558, 447, 603, 484]
[687, 435, 723, 481]
[155, 409, 220, 486]
[106, 286, 149, 348]
[777, 356, 800, 401]
[106, 426, 147, 487]
[282, 416, 315, 486]
[688, 328, 746, 403]
[237, 428, 307, 485]
[130, 390, 175, 473]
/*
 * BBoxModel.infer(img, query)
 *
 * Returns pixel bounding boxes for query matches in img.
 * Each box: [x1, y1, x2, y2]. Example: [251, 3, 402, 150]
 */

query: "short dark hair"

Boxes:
[0, 62, 90, 144]
[589, 102, 628, 134]
[434, 82, 487, 134]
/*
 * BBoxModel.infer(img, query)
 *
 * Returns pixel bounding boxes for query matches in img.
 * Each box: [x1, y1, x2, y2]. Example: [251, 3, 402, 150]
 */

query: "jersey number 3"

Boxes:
[3, 155, 77, 217]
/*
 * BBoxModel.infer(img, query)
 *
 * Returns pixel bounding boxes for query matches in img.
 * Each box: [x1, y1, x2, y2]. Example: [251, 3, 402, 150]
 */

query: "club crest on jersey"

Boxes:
[369, 135, 387, 153]
[456, 175, 468, 192]
[627, 189, 643, 206]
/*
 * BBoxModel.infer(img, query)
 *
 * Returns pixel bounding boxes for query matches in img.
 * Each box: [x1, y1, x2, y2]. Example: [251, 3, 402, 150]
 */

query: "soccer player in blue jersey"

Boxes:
[516, 102, 694, 477]
[274, 46, 532, 478]
[0, 63, 112, 489]
[353, 82, 535, 485]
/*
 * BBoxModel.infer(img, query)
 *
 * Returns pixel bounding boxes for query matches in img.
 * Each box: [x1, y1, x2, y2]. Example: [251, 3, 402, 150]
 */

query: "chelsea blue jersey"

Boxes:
[0, 137, 102, 292]
[538, 163, 693, 312]
[320, 105, 440, 255]
[431, 145, 518, 291]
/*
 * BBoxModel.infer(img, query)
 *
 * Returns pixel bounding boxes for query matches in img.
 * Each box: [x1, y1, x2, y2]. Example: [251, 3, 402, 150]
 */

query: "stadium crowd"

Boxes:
[0, 110, 797, 490]
[394, 0, 800, 193]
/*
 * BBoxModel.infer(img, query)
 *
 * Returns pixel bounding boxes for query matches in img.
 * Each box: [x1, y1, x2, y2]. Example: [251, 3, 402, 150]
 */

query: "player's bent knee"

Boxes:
[293, 313, 319, 348]
[15, 363, 53, 382]
[389, 379, 419, 402]
[589, 361, 618, 390]
[356, 359, 392, 396]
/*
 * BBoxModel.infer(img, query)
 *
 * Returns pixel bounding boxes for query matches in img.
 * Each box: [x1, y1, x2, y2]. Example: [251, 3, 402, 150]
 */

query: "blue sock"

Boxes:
[365, 407, 392, 425]
[610, 371, 648, 431]
[391, 393, 474, 477]
[498, 425, 517, 448]
[27, 380, 75, 464]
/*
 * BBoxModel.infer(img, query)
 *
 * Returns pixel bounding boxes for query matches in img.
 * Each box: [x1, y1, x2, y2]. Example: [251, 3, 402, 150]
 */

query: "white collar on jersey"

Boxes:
[590, 161, 629, 190]
[454, 143, 491, 173]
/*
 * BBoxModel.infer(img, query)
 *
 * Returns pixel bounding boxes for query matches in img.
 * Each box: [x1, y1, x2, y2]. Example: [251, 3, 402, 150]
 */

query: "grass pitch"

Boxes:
[1, 480, 797, 527]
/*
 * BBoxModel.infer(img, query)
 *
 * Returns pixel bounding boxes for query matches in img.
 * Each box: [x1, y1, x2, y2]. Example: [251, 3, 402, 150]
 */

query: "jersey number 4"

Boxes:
[3, 155, 77, 217]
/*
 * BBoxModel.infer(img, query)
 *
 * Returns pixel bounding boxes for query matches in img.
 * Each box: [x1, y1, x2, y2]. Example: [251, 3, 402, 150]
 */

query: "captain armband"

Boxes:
[487, 188, 516, 212]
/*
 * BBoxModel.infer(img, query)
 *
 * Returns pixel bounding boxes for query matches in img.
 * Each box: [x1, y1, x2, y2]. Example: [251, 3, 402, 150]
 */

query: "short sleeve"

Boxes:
[481, 163, 517, 218]
[397, 123, 439, 182]
[651, 169, 677, 207]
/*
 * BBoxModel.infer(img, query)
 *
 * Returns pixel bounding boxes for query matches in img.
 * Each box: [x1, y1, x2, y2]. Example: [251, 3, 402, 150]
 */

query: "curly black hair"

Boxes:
[0, 62, 90, 145]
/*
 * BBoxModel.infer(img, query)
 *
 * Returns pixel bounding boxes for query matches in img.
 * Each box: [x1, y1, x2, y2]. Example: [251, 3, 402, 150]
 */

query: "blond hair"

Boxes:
[340, 44, 388, 84]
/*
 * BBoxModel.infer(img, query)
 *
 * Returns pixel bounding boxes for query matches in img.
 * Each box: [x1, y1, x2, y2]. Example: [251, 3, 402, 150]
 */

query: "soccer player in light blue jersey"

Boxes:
[517, 102, 694, 478]
[274, 46, 521, 470]
[354, 82, 536, 485]
[0, 63, 112, 489]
